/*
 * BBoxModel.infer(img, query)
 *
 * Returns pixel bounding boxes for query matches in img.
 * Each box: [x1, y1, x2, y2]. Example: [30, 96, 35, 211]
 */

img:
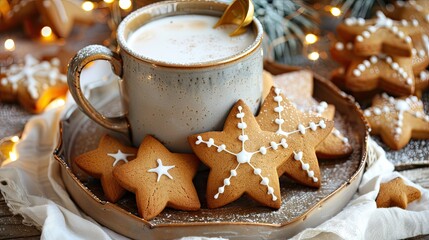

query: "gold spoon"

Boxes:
[214, 0, 254, 36]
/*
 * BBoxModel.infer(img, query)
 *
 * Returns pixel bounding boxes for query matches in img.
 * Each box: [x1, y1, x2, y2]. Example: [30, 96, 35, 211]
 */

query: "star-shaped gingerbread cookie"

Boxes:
[386, 0, 429, 33]
[363, 93, 429, 150]
[113, 135, 200, 220]
[376, 177, 421, 208]
[74, 135, 137, 203]
[256, 87, 334, 187]
[0, 54, 68, 113]
[189, 100, 291, 209]
[337, 11, 422, 57]
[272, 71, 352, 159]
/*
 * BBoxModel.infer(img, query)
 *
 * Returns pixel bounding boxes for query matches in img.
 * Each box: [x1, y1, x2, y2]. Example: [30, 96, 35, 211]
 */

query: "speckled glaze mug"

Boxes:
[67, 0, 263, 152]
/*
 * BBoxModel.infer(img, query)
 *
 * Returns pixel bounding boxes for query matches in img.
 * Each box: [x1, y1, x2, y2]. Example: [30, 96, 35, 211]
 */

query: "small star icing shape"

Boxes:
[113, 135, 200, 220]
[0, 54, 68, 113]
[363, 93, 429, 150]
[74, 135, 137, 202]
[376, 177, 421, 208]
[108, 150, 135, 166]
[272, 71, 352, 159]
[256, 87, 334, 188]
[147, 159, 175, 182]
[189, 100, 290, 209]
[337, 11, 422, 57]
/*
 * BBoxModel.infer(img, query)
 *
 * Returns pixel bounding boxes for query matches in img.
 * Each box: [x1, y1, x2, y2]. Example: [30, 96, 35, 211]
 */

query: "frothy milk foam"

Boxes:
[127, 15, 255, 64]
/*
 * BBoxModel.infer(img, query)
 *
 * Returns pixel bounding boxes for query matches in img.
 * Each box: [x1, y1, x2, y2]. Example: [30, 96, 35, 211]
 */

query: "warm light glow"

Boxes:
[305, 34, 318, 44]
[4, 39, 15, 51]
[330, 7, 342, 17]
[104, 0, 114, 3]
[10, 136, 19, 143]
[47, 98, 66, 109]
[9, 151, 17, 161]
[308, 52, 320, 61]
[81, 1, 95, 11]
[119, 0, 132, 10]
[41, 26, 53, 38]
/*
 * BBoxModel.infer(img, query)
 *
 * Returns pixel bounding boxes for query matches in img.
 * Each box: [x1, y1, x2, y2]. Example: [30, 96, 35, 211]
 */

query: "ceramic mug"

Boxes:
[67, 0, 263, 152]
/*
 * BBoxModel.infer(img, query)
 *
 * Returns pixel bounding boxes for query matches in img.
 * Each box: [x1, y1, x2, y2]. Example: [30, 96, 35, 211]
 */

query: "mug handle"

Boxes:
[67, 45, 129, 134]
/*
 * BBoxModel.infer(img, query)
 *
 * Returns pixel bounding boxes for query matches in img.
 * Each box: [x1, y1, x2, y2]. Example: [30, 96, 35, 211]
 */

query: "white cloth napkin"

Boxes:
[1, 63, 429, 239]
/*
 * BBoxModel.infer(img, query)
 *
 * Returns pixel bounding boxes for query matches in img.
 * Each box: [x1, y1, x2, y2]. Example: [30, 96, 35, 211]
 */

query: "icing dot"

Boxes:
[356, 35, 364, 42]
[412, 48, 417, 56]
[218, 186, 224, 193]
[345, 18, 354, 25]
[342, 137, 349, 144]
[395, 127, 402, 135]
[358, 64, 366, 71]
[313, 177, 319, 183]
[259, 146, 267, 155]
[363, 60, 371, 67]
[217, 144, 226, 152]
[207, 138, 214, 147]
[274, 95, 283, 102]
[214, 193, 219, 199]
[383, 106, 390, 113]
[237, 122, 247, 129]
[412, 19, 419, 26]
[415, 112, 422, 118]
[230, 169, 237, 176]
[275, 118, 285, 125]
[335, 42, 344, 50]
[270, 141, 278, 150]
[391, 62, 399, 70]
[402, 19, 408, 26]
[302, 163, 310, 171]
[370, 56, 378, 63]
[364, 110, 371, 117]
[411, 96, 418, 102]
[267, 187, 274, 194]
[254, 168, 262, 175]
[362, 31, 370, 38]
[405, 36, 411, 43]
[368, 26, 377, 32]
[238, 106, 243, 111]
[425, 116, 429, 122]
[392, 26, 398, 33]
[224, 178, 231, 186]
[236, 112, 245, 119]
[298, 124, 306, 134]
[272, 195, 278, 201]
[353, 69, 361, 77]
[406, 78, 413, 85]
[398, 31, 405, 38]
[280, 138, 288, 148]
[274, 106, 284, 113]
[238, 134, 249, 142]
[386, 57, 393, 64]
[294, 151, 303, 161]
[357, 18, 365, 25]
[274, 88, 281, 94]
[309, 122, 317, 131]
[420, 71, 428, 80]
[319, 120, 326, 129]
[333, 129, 340, 136]
[373, 108, 382, 115]
[308, 170, 315, 178]
[395, 100, 410, 111]
[260, 177, 269, 186]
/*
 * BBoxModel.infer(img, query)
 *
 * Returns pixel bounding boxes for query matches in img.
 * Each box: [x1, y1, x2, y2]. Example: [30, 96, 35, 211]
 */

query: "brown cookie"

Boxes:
[272, 71, 353, 159]
[363, 93, 429, 150]
[189, 100, 290, 209]
[74, 135, 137, 203]
[256, 87, 334, 187]
[113, 135, 200, 220]
[386, 0, 429, 33]
[0, 54, 68, 113]
[0, 0, 37, 32]
[376, 177, 421, 208]
[336, 11, 422, 57]
[36, 0, 94, 38]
